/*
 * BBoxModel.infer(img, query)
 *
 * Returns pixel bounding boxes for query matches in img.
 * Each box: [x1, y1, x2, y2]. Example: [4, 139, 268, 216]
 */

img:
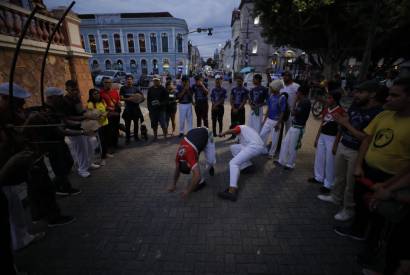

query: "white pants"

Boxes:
[278, 126, 303, 168]
[229, 144, 265, 188]
[259, 118, 281, 156]
[247, 106, 264, 133]
[179, 103, 193, 134]
[67, 135, 92, 173]
[314, 133, 336, 189]
[200, 131, 217, 179]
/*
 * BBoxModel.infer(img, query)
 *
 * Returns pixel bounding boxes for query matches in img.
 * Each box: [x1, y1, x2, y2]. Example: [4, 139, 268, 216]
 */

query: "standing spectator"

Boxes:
[120, 75, 144, 144]
[165, 81, 177, 135]
[100, 78, 121, 154]
[280, 71, 300, 133]
[309, 90, 345, 193]
[192, 75, 210, 127]
[318, 81, 386, 221]
[260, 79, 286, 159]
[248, 74, 268, 133]
[230, 75, 249, 137]
[176, 75, 193, 137]
[210, 75, 227, 136]
[147, 75, 168, 140]
[276, 85, 311, 169]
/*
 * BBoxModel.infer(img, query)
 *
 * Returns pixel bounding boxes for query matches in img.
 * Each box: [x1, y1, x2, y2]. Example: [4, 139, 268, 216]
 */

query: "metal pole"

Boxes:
[40, 1, 75, 106]
[8, 6, 39, 115]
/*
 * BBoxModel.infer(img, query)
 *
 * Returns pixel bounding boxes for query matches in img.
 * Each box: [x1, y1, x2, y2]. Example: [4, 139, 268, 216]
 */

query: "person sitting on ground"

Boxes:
[168, 127, 216, 199]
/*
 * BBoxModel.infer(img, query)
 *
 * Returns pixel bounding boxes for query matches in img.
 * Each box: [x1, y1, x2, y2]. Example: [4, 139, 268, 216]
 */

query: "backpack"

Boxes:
[279, 93, 290, 121]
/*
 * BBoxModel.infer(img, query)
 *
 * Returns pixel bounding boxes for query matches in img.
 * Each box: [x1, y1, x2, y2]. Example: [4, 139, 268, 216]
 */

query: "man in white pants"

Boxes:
[276, 85, 311, 169]
[168, 127, 216, 199]
[260, 80, 286, 158]
[279, 71, 300, 133]
[176, 75, 193, 137]
[248, 74, 268, 133]
[218, 125, 267, 201]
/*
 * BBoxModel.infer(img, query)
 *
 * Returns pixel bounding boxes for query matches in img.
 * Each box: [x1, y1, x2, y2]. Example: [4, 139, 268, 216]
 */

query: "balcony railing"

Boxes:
[0, 2, 67, 45]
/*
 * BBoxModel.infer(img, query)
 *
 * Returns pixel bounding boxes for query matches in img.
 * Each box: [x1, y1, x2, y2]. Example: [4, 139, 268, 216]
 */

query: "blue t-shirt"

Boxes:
[249, 86, 268, 106]
[231, 86, 249, 107]
[341, 105, 383, 150]
[211, 87, 227, 104]
[176, 85, 193, 104]
[267, 94, 286, 120]
[192, 84, 208, 102]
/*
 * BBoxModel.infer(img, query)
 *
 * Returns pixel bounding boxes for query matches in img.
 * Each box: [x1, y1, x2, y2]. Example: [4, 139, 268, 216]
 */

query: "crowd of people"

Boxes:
[1, 69, 409, 274]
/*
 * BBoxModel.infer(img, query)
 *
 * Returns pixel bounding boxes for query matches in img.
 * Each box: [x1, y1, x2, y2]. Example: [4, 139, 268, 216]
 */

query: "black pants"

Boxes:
[98, 125, 110, 158]
[212, 105, 224, 134]
[108, 115, 120, 148]
[124, 117, 140, 140]
[0, 191, 16, 275]
[230, 107, 245, 128]
[48, 142, 73, 192]
[195, 101, 209, 128]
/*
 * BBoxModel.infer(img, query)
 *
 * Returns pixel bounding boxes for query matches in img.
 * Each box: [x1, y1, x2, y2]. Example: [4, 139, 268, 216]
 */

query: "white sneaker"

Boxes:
[317, 194, 339, 205]
[78, 171, 90, 178]
[99, 160, 106, 166]
[90, 163, 101, 170]
[334, 209, 354, 221]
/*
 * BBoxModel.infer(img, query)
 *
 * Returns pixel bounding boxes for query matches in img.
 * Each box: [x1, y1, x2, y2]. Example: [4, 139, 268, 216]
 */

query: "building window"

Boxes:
[105, 59, 111, 70]
[177, 34, 182, 53]
[114, 33, 121, 53]
[80, 34, 85, 49]
[141, 59, 148, 74]
[88, 34, 96, 53]
[254, 15, 260, 25]
[139, 34, 146, 53]
[150, 33, 157, 53]
[152, 59, 159, 74]
[161, 33, 168, 52]
[91, 60, 99, 71]
[163, 58, 170, 73]
[114, 59, 123, 71]
[130, 60, 137, 74]
[102, 34, 109, 53]
[127, 33, 135, 53]
[252, 41, 258, 54]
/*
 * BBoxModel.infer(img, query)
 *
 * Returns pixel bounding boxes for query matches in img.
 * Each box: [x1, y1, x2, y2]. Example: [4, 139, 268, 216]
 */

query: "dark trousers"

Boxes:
[195, 101, 209, 128]
[98, 125, 110, 158]
[108, 115, 120, 148]
[124, 117, 140, 140]
[0, 191, 16, 275]
[27, 158, 61, 221]
[212, 105, 224, 134]
[230, 107, 245, 128]
[48, 143, 73, 192]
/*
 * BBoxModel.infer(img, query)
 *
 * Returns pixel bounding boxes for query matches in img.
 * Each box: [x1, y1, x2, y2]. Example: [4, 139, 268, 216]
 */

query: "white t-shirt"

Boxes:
[280, 82, 300, 111]
[233, 125, 264, 147]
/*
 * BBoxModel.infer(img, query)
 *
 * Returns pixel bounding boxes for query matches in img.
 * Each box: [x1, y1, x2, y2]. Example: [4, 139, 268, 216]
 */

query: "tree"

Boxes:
[254, 0, 410, 80]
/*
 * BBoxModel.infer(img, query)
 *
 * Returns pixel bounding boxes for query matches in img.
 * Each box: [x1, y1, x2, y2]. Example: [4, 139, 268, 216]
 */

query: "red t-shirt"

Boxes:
[175, 138, 198, 171]
[100, 88, 120, 111]
[321, 105, 345, 136]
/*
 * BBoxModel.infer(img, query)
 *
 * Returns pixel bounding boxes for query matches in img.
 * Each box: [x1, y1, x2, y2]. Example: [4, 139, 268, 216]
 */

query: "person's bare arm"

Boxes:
[332, 131, 342, 155]
[353, 134, 372, 178]
[181, 165, 201, 199]
[168, 164, 180, 192]
[334, 112, 367, 141]
[219, 128, 237, 137]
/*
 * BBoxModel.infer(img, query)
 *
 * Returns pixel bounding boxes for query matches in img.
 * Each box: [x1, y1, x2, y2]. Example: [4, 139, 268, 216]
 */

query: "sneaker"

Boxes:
[284, 166, 293, 171]
[334, 209, 354, 221]
[48, 215, 76, 228]
[106, 153, 114, 158]
[209, 166, 215, 176]
[218, 188, 237, 201]
[68, 188, 81, 196]
[273, 160, 282, 167]
[308, 177, 323, 184]
[90, 163, 101, 170]
[334, 226, 365, 241]
[319, 186, 331, 194]
[317, 194, 339, 205]
[193, 180, 207, 192]
[78, 171, 91, 178]
[178, 133, 184, 138]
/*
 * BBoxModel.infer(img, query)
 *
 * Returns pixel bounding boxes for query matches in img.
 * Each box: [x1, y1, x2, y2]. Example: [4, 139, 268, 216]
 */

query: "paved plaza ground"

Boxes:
[15, 82, 362, 275]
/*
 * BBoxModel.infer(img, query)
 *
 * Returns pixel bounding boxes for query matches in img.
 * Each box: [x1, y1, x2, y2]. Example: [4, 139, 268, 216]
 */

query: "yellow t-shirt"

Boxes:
[87, 101, 108, 126]
[364, 110, 410, 175]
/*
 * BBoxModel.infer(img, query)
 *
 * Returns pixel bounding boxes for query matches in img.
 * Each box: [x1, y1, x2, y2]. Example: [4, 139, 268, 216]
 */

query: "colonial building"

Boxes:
[78, 12, 189, 77]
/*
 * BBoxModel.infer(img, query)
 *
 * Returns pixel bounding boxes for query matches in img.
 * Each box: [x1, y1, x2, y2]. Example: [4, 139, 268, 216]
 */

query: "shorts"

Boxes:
[149, 110, 167, 129]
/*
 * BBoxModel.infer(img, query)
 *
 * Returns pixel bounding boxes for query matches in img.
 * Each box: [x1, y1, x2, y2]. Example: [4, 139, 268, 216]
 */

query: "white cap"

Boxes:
[45, 87, 64, 96]
[0, 83, 31, 98]
[269, 79, 284, 92]
[215, 75, 222, 80]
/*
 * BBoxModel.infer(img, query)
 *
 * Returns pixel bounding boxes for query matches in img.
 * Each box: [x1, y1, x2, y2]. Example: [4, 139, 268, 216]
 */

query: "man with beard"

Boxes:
[318, 81, 387, 221]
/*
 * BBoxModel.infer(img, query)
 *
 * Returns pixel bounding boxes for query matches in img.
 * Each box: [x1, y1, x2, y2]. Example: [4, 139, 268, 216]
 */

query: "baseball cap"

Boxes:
[0, 83, 31, 99]
[354, 80, 380, 92]
[215, 75, 222, 80]
[45, 87, 64, 97]
[153, 75, 161, 81]
[269, 79, 284, 92]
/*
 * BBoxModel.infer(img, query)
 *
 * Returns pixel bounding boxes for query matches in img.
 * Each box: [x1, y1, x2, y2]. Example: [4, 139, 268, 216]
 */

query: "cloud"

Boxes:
[44, 0, 240, 57]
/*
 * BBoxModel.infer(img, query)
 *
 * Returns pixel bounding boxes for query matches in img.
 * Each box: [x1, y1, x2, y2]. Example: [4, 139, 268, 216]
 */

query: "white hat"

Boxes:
[215, 75, 222, 80]
[0, 83, 31, 98]
[45, 87, 64, 97]
[269, 79, 284, 92]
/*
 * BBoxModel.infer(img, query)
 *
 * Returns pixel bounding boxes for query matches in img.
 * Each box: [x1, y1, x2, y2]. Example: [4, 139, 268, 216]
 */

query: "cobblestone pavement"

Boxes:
[15, 81, 362, 275]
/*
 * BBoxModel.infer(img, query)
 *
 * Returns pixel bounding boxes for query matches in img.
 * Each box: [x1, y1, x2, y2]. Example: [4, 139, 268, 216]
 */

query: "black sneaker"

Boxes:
[308, 177, 323, 184]
[218, 189, 237, 201]
[209, 166, 215, 176]
[334, 226, 365, 241]
[319, 186, 331, 194]
[48, 215, 76, 228]
[241, 165, 254, 174]
[284, 166, 293, 171]
[273, 160, 282, 167]
[193, 181, 207, 192]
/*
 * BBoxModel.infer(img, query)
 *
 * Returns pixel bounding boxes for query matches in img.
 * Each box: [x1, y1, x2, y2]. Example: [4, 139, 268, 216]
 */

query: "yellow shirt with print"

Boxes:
[364, 110, 410, 175]
[87, 102, 108, 126]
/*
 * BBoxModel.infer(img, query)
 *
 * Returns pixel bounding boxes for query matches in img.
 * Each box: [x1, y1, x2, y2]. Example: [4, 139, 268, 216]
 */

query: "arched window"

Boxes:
[150, 33, 157, 53]
[152, 59, 159, 74]
[161, 33, 168, 52]
[88, 34, 96, 53]
[130, 60, 137, 74]
[176, 34, 183, 53]
[252, 41, 258, 54]
[141, 59, 148, 75]
[114, 33, 121, 53]
[102, 34, 109, 53]
[139, 34, 146, 53]
[127, 33, 135, 53]
[114, 60, 123, 71]
[105, 59, 111, 70]
[91, 60, 99, 71]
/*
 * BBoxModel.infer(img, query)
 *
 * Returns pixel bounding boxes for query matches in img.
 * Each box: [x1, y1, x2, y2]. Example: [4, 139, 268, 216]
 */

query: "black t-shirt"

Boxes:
[186, 127, 208, 152]
[120, 85, 142, 111]
[249, 86, 268, 105]
[320, 105, 345, 136]
[147, 85, 168, 112]
[292, 98, 311, 126]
